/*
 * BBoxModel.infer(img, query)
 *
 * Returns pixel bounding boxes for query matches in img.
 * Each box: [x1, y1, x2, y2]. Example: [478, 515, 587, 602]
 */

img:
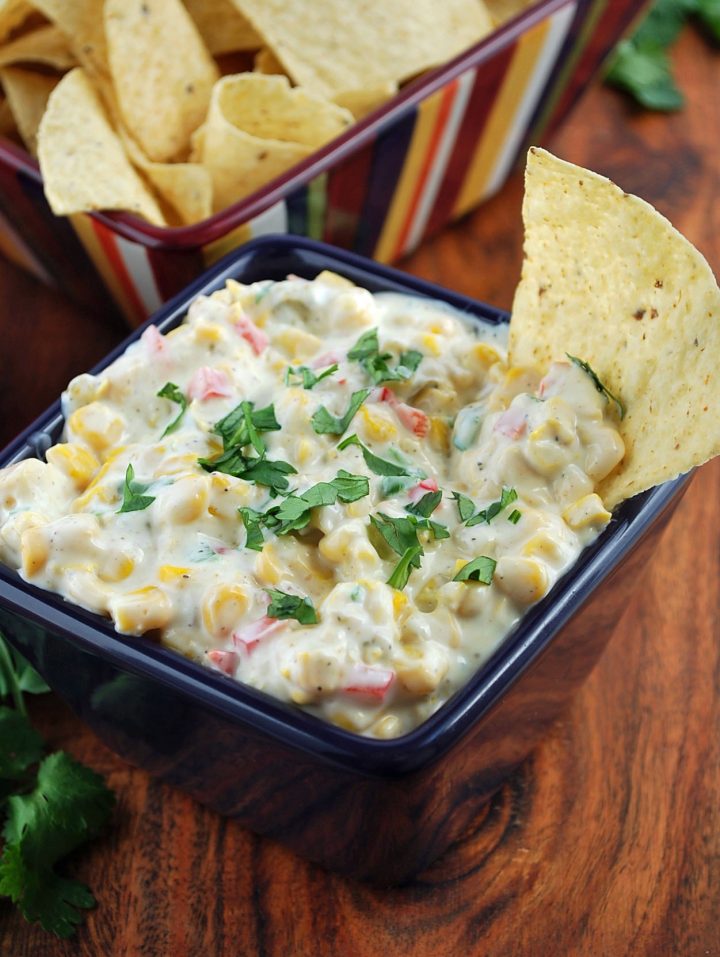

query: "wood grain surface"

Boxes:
[1, 25, 719, 957]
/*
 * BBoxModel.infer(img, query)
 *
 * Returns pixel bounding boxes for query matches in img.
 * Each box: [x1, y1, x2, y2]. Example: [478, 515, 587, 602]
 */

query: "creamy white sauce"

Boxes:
[0, 273, 624, 737]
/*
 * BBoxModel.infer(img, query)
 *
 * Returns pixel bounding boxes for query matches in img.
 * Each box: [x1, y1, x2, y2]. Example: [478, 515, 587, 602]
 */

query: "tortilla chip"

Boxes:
[485, 0, 533, 26]
[0, 24, 76, 69]
[253, 47, 285, 76]
[184, 0, 260, 54]
[0, 66, 57, 154]
[0, 93, 16, 136]
[195, 73, 352, 211]
[0, 0, 32, 43]
[508, 148, 720, 508]
[26, 0, 107, 77]
[120, 127, 213, 225]
[104, 0, 218, 162]
[37, 68, 166, 225]
[333, 83, 397, 121]
[233, 0, 493, 98]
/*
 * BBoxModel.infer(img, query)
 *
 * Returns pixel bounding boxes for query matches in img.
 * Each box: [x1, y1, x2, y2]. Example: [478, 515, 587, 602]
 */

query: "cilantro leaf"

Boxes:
[211, 402, 280, 451]
[452, 491, 476, 523]
[311, 388, 370, 435]
[331, 469, 370, 503]
[157, 382, 187, 437]
[605, 39, 683, 110]
[237, 457, 297, 494]
[0, 707, 43, 786]
[118, 464, 155, 513]
[370, 514, 424, 560]
[285, 363, 338, 389]
[453, 556, 497, 584]
[452, 487, 518, 526]
[507, 509, 522, 525]
[405, 490, 442, 518]
[265, 589, 318, 625]
[0, 751, 115, 939]
[346, 329, 424, 384]
[0, 637, 48, 714]
[238, 507, 265, 551]
[387, 545, 423, 590]
[567, 354, 625, 419]
[337, 433, 410, 476]
[347, 328, 379, 360]
[697, 0, 720, 39]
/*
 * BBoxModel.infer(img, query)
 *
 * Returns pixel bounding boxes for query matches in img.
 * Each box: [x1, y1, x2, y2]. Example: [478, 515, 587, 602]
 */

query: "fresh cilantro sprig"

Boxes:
[567, 354, 625, 419]
[337, 433, 411, 477]
[453, 556, 497, 584]
[311, 389, 370, 436]
[285, 363, 338, 389]
[157, 382, 187, 437]
[387, 546, 423, 590]
[118, 464, 155, 513]
[0, 632, 115, 939]
[370, 512, 449, 589]
[405, 490, 442, 518]
[211, 401, 281, 453]
[452, 487, 520, 526]
[265, 589, 318, 625]
[238, 471, 369, 546]
[347, 328, 423, 385]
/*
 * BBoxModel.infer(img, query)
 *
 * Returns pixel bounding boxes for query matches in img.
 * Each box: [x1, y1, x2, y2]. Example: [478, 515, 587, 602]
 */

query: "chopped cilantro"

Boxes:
[387, 545, 424, 590]
[346, 328, 424, 384]
[311, 388, 370, 435]
[238, 507, 265, 551]
[507, 509, 522, 525]
[452, 487, 518, 526]
[453, 556, 497, 584]
[211, 401, 280, 451]
[118, 464, 155, 513]
[405, 490, 442, 518]
[157, 382, 187, 436]
[567, 354, 625, 419]
[285, 363, 338, 389]
[452, 491, 476, 523]
[337, 433, 410, 477]
[265, 588, 318, 625]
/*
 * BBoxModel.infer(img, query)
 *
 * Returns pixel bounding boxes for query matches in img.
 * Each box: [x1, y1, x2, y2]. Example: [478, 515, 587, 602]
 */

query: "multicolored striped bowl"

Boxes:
[0, 0, 641, 325]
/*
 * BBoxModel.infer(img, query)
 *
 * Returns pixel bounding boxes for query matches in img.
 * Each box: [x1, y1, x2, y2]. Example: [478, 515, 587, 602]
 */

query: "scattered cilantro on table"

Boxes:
[605, 0, 719, 111]
[0, 632, 115, 939]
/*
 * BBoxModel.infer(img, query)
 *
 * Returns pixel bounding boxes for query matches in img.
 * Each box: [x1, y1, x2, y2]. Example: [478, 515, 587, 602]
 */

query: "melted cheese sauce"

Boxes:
[0, 273, 624, 737]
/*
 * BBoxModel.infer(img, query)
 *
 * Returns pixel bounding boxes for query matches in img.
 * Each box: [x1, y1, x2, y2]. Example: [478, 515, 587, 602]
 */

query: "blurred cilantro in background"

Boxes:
[0, 632, 115, 938]
[605, 0, 720, 110]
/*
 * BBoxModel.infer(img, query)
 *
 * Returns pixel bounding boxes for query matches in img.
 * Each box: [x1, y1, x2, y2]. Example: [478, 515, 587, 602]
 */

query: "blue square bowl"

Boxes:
[0, 236, 691, 883]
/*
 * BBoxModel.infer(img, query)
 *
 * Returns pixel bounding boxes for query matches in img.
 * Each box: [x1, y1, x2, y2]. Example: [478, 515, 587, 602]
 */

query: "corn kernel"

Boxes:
[494, 556, 548, 606]
[428, 416, 450, 454]
[373, 714, 402, 739]
[46, 443, 100, 490]
[202, 582, 249, 636]
[359, 406, 397, 441]
[159, 565, 190, 583]
[111, 587, 172, 635]
[20, 526, 49, 577]
[472, 342, 501, 368]
[194, 322, 222, 343]
[521, 533, 565, 563]
[255, 545, 281, 585]
[563, 494, 612, 531]
[392, 591, 408, 616]
[274, 326, 323, 359]
[295, 438, 315, 466]
[67, 402, 124, 455]
[316, 269, 354, 289]
[420, 332, 441, 356]
[98, 554, 135, 583]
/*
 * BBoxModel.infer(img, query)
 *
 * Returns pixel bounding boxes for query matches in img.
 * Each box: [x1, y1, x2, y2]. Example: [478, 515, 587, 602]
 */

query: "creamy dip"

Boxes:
[0, 272, 624, 737]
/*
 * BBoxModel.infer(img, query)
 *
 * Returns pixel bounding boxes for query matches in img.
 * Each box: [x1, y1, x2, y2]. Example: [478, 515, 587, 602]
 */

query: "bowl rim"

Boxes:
[0, 0, 573, 249]
[0, 235, 692, 775]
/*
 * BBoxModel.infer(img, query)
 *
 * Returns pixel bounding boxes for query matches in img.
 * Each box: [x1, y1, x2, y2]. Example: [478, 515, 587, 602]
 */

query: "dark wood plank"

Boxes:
[1, 24, 718, 957]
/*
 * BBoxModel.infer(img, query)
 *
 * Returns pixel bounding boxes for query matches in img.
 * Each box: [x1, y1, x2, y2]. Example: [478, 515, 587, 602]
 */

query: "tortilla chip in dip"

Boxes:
[194, 72, 352, 211]
[104, 0, 218, 162]
[509, 147, 720, 509]
[37, 68, 166, 225]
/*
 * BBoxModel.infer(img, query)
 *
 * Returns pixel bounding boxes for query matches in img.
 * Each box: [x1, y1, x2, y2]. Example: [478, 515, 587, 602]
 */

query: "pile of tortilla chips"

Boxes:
[509, 148, 720, 508]
[0, 0, 534, 227]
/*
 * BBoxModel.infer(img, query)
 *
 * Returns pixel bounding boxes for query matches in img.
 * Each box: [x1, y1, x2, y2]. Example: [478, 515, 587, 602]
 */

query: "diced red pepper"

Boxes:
[408, 477, 439, 504]
[141, 324, 166, 355]
[207, 649, 238, 676]
[377, 387, 429, 437]
[493, 406, 527, 439]
[232, 616, 286, 654]
[234, 313, 268, 354]
[343, 665, 395, 699]
[187, 366, 233, 401]
[311, 350, 342, 369]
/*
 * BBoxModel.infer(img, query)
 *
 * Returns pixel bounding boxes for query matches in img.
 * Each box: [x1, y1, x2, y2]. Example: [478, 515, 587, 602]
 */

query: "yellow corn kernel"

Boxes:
[420, 332, 441, 356]
[295, 438, 315, 467]
[202, 582, 249, 637]
[20, 527, 49, 577]
[46, 443, 100, 490]
[159, 565, 190, 583]
[359, 406, 397, 441]
[529, 417, 575, 447]
[194, 322, 222, 343]
[290, 688, 313, 705]
[494, 556, 548, 606]
[111, 586, 172, 635]
[472, 342, 501, 368]
[563, 494, 612, 531]
[392, 591, 408, 616]
[345, 499, 368, 519]
[428, 416, 450, 454]
[255, 545, 281, 585]
[98, 553, 135, 583]
[521, 532, 565, 563]
[163, 476, 208, 524]
[157, 453, 203, 477]
[396, 645, 448, 695]
[67, 402, 124, 455]
[274, 327, 323, 359]
[316, 269, 354, 289]
[373, 714, 402, 739]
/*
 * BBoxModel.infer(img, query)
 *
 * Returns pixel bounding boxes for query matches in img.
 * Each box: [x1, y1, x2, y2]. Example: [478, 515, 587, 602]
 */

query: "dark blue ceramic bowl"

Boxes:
[0, 236, 691, 883]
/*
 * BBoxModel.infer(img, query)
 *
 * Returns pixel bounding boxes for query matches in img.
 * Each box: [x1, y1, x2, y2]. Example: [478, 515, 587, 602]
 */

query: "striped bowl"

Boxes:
[0, 0, 641, 325]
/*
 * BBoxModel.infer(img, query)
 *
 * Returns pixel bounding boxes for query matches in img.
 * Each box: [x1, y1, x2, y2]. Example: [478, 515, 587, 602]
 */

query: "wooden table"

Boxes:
[1, 26, 718, 957]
